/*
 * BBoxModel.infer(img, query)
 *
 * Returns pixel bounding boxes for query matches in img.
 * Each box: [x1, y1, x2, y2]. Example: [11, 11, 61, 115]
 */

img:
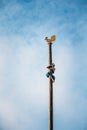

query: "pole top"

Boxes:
[45, 35, 56, 44]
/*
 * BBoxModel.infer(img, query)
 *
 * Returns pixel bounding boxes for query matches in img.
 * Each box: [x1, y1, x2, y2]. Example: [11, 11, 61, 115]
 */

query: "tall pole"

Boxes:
[48, 43, 53, 130]
[45, 35, 56, 130]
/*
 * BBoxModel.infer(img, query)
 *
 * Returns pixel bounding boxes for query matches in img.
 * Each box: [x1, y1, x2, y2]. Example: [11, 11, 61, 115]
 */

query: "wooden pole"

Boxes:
[48, 43, 53, 130]
[45, 35, 56, 130]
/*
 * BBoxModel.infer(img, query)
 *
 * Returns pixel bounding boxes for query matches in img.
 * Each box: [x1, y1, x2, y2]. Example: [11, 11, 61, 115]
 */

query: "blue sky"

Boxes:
[0, 0, 87, 130]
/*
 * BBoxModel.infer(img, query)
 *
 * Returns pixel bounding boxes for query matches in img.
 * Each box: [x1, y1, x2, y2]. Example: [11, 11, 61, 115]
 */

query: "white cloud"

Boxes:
[53, 39, 87, 129]
[0, 36, 48, 129]
[0, 98, 18, 130]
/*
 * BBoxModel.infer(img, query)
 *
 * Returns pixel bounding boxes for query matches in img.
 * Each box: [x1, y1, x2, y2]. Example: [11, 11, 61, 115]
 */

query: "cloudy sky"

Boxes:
[0, 0, 87, 130]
